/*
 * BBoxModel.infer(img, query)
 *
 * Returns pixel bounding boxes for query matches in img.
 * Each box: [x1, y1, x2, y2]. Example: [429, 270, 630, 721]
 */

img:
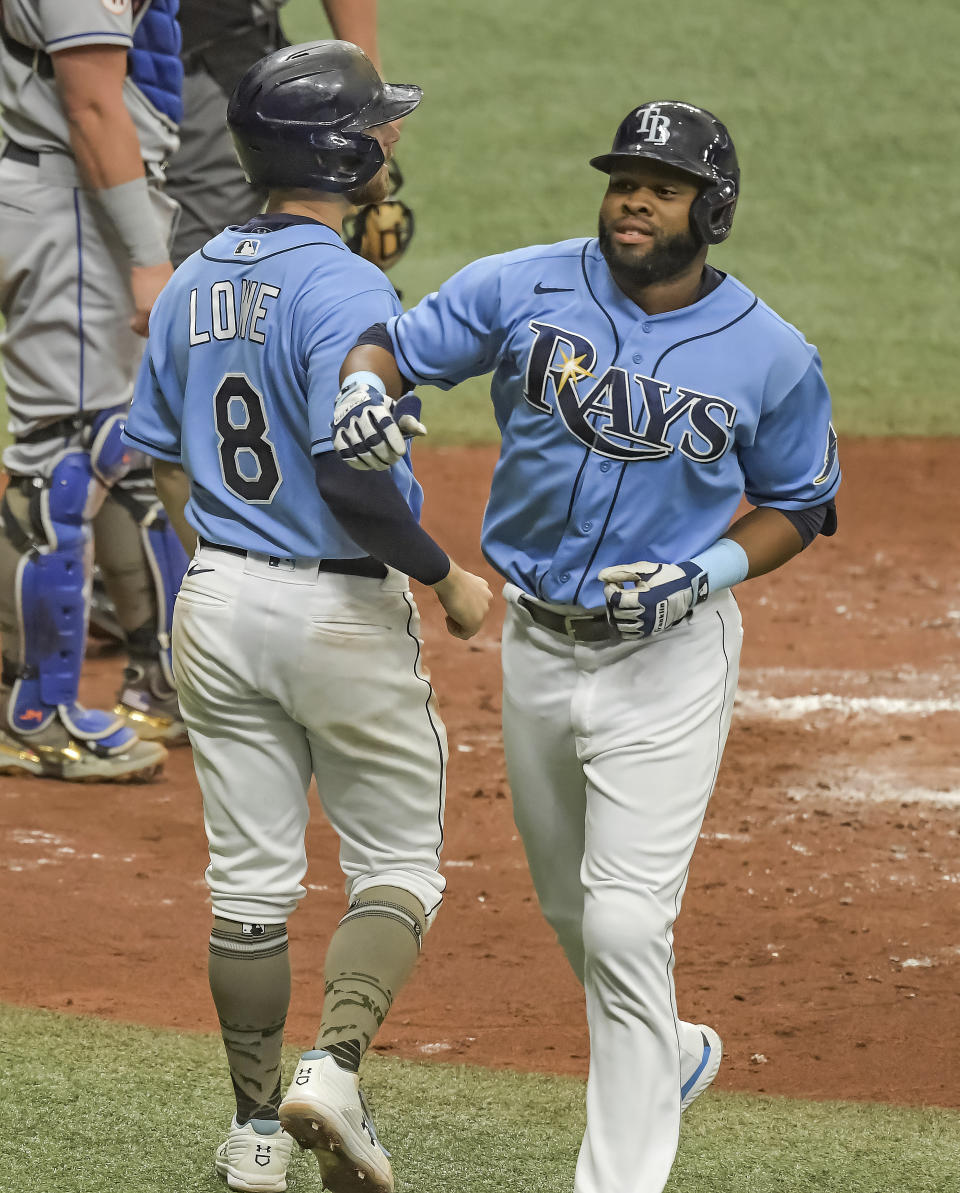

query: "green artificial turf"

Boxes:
[0, 1003, 957, 1193]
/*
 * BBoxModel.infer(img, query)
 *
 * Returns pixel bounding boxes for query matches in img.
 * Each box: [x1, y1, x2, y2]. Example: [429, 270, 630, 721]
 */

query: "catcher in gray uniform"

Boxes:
[0, 0, 186, 781]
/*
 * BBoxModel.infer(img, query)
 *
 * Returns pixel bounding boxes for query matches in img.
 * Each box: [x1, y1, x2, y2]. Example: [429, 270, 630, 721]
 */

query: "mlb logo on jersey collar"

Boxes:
[235, 239, 261, 257]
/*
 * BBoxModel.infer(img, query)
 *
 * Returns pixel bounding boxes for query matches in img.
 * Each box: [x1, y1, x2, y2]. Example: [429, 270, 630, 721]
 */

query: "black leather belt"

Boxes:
[517, 594, 618, 642]
[198, 537, 387, 579]
[0, 139, 161, 177]
[1, 140, 40, 167]
[1, 25, 53, 78]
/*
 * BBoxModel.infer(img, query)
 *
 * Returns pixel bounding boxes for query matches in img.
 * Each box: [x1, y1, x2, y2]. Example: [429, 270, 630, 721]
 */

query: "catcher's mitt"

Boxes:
[343, 199, 415, 270]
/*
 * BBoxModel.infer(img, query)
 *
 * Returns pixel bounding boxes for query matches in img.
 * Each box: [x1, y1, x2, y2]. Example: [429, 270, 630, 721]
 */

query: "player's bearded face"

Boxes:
[597, 165, 703, 287]
[597, 214, 701, 287]
[346, 123, 399, 206]
[346, 162, 392, 207]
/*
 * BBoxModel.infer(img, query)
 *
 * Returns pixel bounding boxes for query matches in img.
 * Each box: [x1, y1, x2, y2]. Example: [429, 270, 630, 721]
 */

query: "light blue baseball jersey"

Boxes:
[124, 216, 422, 558]
[386, 237, 840, 606]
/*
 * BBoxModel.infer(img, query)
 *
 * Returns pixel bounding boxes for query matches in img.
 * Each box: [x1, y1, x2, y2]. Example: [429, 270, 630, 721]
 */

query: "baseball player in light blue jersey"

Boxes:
[333, 101, 840, 1193]
[124, 42, 491, 1193]
[0, 0, 186, 782]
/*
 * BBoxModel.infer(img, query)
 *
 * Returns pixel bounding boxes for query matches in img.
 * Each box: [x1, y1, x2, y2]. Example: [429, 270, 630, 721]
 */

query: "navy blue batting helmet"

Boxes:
[227, 40, 422, 193]
[590, 101, 739, 244]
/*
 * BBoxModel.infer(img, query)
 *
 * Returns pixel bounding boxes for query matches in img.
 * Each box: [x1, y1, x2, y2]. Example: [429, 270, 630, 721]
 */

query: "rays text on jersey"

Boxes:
[189, 280, 282, 347]
[523, 320, 738, 463]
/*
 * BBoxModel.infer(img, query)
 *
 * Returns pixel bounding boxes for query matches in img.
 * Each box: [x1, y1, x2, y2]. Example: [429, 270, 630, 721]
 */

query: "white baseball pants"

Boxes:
[501, 585, 742, 1193]
[172, 544, 448, 925]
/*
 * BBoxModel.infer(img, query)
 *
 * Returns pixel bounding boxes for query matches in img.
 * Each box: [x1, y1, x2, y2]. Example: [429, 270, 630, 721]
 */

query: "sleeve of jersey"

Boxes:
[385, 255, 506, 389]
[122, 338, 184, 463]
[302, 286, 402, 454]
[739, 354, 841, 510]
[39, 0, 133, 52]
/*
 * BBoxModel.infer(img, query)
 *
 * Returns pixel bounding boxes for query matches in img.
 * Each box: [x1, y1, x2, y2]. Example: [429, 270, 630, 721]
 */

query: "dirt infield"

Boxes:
[2, 439, 958, 1107]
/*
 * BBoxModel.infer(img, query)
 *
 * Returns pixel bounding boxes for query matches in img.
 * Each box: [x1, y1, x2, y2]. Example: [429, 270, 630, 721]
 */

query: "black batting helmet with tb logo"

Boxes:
[590, 101, 740, 245]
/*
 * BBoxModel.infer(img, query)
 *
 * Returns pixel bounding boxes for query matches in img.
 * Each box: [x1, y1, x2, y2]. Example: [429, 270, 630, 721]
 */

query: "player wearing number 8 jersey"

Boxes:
[123, 41, 490, 1193]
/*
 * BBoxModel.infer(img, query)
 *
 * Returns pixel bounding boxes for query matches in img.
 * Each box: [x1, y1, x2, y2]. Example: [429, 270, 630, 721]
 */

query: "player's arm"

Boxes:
[52, 44, 173, 335]
[601, 358, 840, 640]
[321, 0, 380, 69]
[722, 505, 808, 577]
[341, 343, 405, 398]
[333, 258, 508, 468]
[152, 461, 198, 557]
[313, 453, 492, 639]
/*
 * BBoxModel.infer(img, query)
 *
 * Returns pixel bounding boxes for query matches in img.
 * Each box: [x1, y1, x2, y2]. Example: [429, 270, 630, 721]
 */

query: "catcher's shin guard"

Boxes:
[140, 500, 188, 688]
[1, 450, 128, 742]
[105, 468, 188, 687]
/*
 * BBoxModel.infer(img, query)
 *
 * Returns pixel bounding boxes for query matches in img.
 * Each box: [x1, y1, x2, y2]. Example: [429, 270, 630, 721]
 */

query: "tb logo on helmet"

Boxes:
[635, 105, 671, 145]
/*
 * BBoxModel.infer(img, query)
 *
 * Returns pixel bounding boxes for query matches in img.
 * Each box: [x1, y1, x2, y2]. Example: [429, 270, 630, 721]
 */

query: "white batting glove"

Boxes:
[598, 560, 710, 639]
[332, 381, 426, 472]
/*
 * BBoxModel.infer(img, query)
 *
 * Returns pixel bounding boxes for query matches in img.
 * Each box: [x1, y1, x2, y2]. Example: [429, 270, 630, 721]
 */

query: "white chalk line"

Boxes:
[736, 690, 960, 718]
[784, 782, 960, 809]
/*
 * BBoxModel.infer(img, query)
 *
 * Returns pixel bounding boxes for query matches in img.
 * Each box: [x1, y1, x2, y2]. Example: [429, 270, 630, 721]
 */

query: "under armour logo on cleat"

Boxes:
[534, 282, 575, 294]
[255, 1145, 272, 1166]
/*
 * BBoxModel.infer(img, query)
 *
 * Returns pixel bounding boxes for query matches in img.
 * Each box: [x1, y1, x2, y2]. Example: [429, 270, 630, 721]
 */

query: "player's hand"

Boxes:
[332, 382, 426, 471]
[432, 560, 493, 640]
[598, 560, 709, 639]
[130, 260, 173, 337]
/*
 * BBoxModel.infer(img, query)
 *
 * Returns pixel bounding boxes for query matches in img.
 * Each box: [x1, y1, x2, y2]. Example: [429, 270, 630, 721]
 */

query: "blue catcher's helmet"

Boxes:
[590, 101, 739, 245]
[227, 40, 422, 193]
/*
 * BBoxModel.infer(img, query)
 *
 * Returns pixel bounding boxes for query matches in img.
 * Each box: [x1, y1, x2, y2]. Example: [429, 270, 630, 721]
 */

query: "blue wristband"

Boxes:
[341, 370, 387, 396]
[691, 538, 749, 593]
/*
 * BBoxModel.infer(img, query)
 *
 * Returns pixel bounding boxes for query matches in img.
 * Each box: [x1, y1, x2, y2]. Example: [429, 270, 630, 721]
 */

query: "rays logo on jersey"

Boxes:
[235, 239, 260, 257]
[523, 321, 737, 463]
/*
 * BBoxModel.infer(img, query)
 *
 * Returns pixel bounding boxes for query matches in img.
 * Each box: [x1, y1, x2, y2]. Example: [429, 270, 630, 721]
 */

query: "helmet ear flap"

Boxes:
[308, 128, 385, 189]
[690, 181, 738, 245]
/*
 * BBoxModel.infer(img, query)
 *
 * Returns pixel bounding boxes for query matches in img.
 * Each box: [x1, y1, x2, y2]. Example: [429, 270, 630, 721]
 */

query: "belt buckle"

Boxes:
[562, 611, 601, 639]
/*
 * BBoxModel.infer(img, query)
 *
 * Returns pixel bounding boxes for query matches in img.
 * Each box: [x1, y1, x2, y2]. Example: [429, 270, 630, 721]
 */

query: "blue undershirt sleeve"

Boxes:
[775, 500, 837, 546]
[313, 453, 450, 585]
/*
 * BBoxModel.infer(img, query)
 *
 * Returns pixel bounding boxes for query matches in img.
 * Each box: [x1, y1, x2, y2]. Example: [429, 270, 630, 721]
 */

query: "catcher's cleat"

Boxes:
[215, 1117, 296, 1193]
[279, 1050, 394, 1193]
[680, 1024, 723, 1112]
[114, 663, 187, 744]
[0, 721, 166, 783]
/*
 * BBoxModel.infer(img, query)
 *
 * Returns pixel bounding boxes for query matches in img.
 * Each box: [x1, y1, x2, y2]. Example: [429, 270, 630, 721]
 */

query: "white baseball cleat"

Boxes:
[680, 1024, 723, 1112]
[214, 1117, 295, 1192]
[279, 1050, 394, 1193]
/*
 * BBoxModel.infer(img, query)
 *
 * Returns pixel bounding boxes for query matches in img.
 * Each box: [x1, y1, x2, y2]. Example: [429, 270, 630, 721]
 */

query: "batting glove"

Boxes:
[332, 381, 426, 472]
[598, 560, 710, 639]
